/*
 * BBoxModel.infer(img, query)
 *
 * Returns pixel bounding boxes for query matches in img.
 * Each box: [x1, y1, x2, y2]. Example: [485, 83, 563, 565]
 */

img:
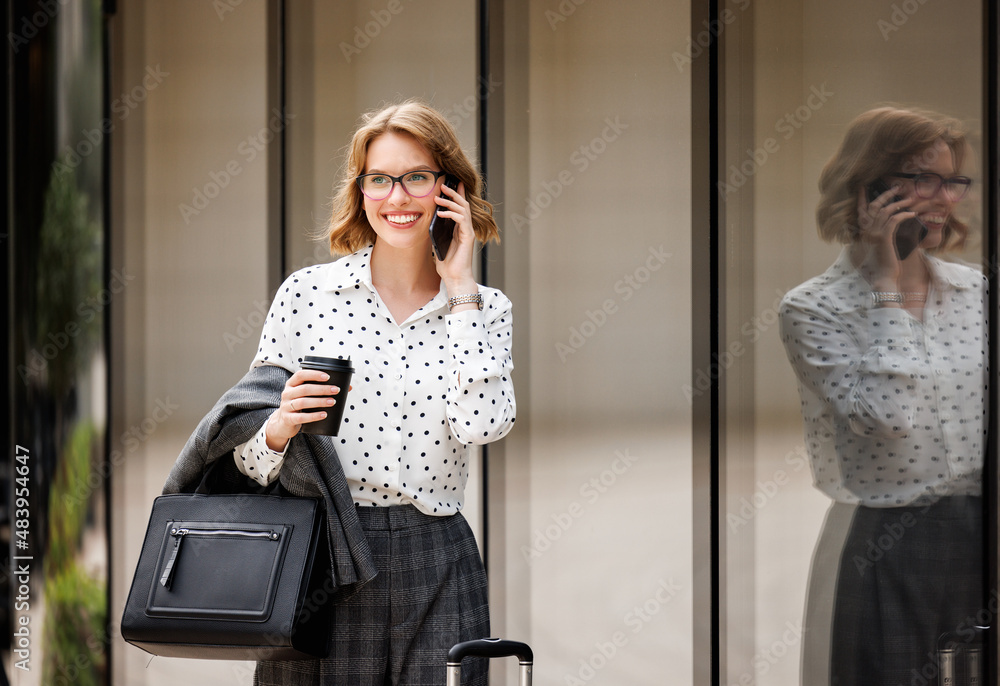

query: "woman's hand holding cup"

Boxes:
[265, 370, 342, 452]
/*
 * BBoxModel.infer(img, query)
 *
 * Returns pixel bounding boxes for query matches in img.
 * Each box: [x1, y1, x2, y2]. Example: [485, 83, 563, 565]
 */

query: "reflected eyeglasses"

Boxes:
[890, 172, 973, 201]
[355, 170, 447, 201]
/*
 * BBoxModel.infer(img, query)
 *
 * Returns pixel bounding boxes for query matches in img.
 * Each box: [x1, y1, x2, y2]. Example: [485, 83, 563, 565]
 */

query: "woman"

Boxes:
[779, 107, 985, 685]
[169, 100, 515, 685]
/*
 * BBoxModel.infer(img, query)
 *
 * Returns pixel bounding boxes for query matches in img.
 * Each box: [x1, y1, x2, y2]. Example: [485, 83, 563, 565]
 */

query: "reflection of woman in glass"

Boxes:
[779, 107, 985, 685]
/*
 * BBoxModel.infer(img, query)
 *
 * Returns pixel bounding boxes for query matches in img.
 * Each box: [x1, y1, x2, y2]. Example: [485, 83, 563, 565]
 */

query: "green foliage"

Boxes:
[42, 421, 108, 685]
[34, 160, 102, 396]
[46, 421, 96, 575]
[41, 563, 108, 686]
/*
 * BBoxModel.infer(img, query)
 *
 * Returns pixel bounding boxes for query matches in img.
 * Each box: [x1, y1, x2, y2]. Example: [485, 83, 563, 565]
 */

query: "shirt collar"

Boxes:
[828, 246, 980, 310]
[323, 246, 375, 292]
[322, 245, 451, 318]
[831, 246, 979, 290]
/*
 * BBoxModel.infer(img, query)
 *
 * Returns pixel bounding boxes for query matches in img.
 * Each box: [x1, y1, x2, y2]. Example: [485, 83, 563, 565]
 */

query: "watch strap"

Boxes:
[871, 291, 904, 305]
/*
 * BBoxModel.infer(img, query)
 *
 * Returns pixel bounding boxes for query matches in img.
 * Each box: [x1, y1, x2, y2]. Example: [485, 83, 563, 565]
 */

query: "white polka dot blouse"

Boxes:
[234, 247, 516, 516]
[779, 248, 986, 507]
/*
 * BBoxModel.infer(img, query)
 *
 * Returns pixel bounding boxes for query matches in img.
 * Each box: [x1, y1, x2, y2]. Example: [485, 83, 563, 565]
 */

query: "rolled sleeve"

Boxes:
[233, 416, 288, 486]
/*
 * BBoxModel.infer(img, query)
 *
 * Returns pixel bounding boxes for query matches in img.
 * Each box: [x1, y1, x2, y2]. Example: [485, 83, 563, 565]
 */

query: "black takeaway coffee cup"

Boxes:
[298, 355, 354, 436]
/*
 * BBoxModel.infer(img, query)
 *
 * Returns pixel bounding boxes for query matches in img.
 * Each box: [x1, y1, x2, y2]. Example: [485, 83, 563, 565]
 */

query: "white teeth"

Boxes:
[386, 214, 419, 225]
[924, 217, 945, 225]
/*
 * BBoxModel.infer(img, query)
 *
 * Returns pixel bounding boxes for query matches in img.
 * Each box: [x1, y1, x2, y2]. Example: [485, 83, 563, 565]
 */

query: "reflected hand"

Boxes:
[855, 184, 916, 289]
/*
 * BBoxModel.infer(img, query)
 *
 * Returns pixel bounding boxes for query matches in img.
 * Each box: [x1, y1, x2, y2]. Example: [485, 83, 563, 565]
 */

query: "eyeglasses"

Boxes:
[355, 170, 446, 200]
[890, 172, 973, 201]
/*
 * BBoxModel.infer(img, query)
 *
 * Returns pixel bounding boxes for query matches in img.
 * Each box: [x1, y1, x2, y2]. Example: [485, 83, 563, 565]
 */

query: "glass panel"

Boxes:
[7, 0, 109, 682]
[721, 1, 986, 685]
[286, 2, 696, 684]
[494, 1, 694, 683]
[284, 1, 485, 539]
[284, 1, 479, 273]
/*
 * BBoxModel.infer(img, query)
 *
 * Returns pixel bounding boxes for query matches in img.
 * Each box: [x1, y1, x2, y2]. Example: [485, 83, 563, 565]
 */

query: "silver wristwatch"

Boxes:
[871, 291, 904, 306]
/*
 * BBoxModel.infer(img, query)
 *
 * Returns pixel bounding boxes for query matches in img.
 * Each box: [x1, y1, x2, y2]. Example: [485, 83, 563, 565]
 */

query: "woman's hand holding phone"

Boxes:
[856, 183, 920, 290]
[432, 178, 479, 299]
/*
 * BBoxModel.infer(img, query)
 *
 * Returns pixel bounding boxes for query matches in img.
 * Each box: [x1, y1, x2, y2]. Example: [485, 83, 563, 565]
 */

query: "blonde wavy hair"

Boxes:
[326, 100, 499, 256]
[816, 106, 970, 251]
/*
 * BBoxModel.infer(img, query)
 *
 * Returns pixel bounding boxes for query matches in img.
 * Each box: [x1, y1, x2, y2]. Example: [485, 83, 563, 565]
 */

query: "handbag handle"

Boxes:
[194, 453, 285, 496]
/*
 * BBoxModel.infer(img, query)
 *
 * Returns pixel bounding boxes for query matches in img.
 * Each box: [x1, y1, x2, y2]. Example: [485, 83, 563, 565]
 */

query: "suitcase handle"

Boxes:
[446, 639, 533, 686]
[447, 638, 533, 664]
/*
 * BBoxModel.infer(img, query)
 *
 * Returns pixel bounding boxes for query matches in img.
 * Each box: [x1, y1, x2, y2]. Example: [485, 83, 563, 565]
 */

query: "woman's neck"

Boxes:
[848, 243, 932, 291]
[897, 251, 932, 292]
[370, 240, 440, 296]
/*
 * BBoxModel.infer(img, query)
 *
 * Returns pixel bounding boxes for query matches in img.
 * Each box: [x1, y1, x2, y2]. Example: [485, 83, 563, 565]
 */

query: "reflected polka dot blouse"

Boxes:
[234, 247, 516, 516]
[779, 248, 986, 507]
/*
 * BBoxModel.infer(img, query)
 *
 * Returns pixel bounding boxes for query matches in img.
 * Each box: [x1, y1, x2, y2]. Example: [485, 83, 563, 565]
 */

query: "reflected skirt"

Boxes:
[803, 496, 984, 686]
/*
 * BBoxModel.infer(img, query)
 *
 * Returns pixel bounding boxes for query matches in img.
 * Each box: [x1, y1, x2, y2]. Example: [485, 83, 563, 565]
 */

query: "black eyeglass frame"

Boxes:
[889, 171, 974, 200]
[355, 169, 447, 200]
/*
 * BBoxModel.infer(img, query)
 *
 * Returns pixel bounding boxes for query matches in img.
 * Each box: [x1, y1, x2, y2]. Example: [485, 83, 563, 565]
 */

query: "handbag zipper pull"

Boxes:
[160, 527, 187, 589]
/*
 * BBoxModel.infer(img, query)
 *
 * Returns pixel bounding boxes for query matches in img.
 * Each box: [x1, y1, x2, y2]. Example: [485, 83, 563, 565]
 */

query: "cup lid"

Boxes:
[302, 355, 354, 371]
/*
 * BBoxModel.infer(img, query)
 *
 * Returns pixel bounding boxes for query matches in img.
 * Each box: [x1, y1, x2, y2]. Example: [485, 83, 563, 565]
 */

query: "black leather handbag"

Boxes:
[121, 481, 331, 660]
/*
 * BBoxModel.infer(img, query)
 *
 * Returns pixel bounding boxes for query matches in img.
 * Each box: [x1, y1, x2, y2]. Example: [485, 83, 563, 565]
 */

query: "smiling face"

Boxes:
[893, 140, 961, 252]
[362, 131, 442, 253]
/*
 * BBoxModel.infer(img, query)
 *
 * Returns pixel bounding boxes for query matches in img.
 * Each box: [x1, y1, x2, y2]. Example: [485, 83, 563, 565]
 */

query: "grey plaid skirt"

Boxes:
[255, 505, 490, 686]
[810, 496, 984, 686]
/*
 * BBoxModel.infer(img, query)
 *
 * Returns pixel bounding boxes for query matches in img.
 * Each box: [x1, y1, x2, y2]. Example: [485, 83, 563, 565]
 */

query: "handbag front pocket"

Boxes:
[146, 520, 291, 622]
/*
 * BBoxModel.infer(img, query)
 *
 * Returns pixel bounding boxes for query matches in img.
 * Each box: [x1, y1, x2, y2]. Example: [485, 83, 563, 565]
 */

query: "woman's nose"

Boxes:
[386, 179, 411, 204]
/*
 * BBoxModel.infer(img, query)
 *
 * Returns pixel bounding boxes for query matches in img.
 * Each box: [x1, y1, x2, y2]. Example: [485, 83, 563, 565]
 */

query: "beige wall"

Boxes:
[284, 1, 479, 271]
[500, 2, 695, 683]
[112, 1, 272, 682]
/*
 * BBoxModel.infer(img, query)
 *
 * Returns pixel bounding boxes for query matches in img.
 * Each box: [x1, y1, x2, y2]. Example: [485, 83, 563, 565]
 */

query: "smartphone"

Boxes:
[865, 179, 929, 260]
[429, 175, 460, 261]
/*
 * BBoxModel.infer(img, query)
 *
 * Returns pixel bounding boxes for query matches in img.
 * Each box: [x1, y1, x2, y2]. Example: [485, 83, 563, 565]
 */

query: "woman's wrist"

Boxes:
[444, 278, 479, 298]
[264, 412, 293, 452]
[870, 291, 905, 309]
[448, 293, 483, 313]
